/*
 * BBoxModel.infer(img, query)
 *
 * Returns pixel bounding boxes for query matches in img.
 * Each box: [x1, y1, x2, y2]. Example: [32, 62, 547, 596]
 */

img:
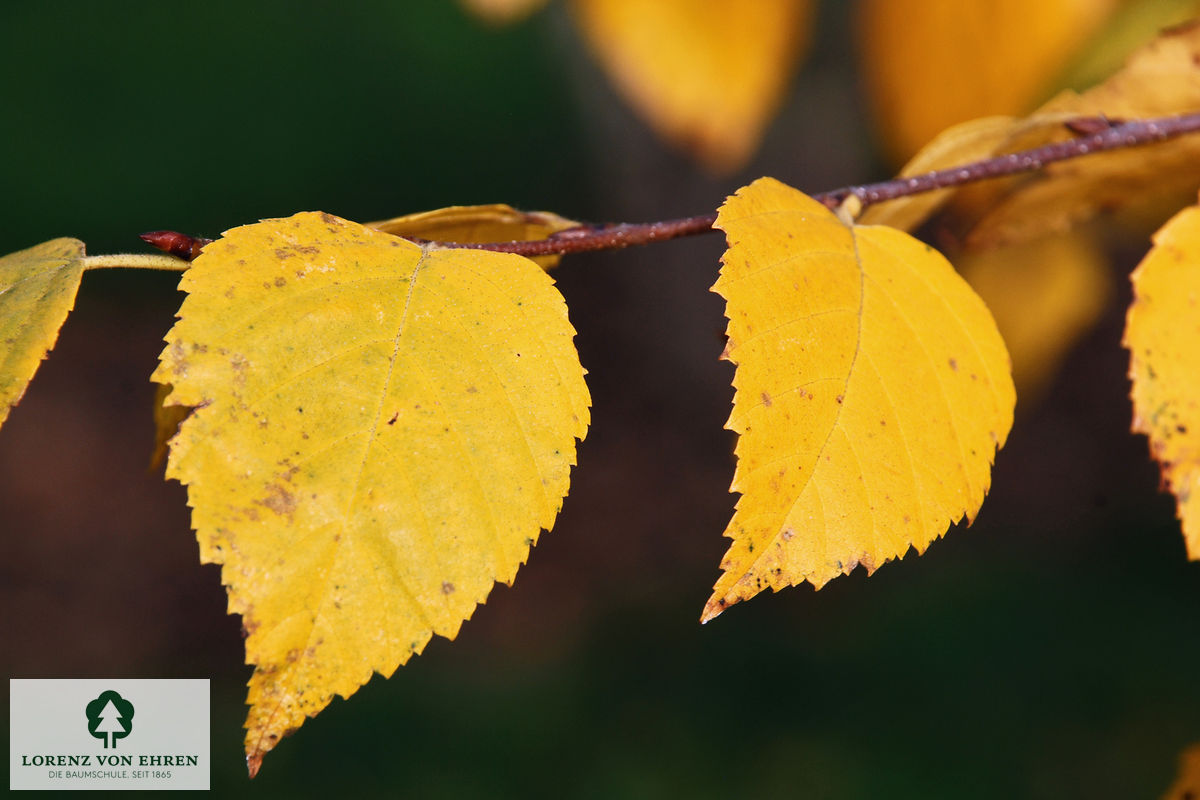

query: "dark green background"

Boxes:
[2, 3, 1197, 797]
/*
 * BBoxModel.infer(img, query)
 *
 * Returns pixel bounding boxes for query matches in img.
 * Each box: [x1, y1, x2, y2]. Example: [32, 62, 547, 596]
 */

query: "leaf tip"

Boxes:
[699, 593, 732, 624]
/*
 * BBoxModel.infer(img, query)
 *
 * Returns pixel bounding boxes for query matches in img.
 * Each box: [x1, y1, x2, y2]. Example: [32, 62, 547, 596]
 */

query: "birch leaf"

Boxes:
[956, 230, 1111, 401]
[1163, 742, 1200, 800]
[858, 114, 1074, 232]
[153, 212, 589, 775]
[1125, 199, 1200, 559]
[459, 0, 549, 24]
[857, 0, 1118, 164]
[368, 203, 579, 269]
[968, 21, 1200, 247]
[571, 0, 814, 173]
[0, 238, 86, 431]
[705, 178, 1014, 621]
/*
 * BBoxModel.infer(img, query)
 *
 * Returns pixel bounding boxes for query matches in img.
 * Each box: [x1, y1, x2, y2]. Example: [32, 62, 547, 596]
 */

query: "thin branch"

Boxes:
[143, 111, 1200, 262]
[819, 111, 1200, 207]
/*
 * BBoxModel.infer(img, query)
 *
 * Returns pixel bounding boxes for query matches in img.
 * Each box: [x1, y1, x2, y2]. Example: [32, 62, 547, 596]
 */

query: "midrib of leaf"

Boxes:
[739, 218, 868, 571]
[247, 253, 431, 761]
[346, 254, 430, 621]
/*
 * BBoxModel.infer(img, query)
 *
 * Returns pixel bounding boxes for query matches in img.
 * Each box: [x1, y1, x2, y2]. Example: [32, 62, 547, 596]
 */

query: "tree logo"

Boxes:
[85, 690, 134, 749]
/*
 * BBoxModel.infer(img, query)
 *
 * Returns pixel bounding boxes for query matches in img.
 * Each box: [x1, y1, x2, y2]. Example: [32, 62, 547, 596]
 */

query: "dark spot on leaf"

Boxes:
[257, 483, 297, 520]
[836, 394, 844, 404]
[441, 582, 455, 595]
[781, 529, 795, 541]
[466, 385, 478, 394]
[275, 276, 287, 287]
[761, 391, 772, 407]
[387, 413, 398, 425]
[948, 357, 958, 371]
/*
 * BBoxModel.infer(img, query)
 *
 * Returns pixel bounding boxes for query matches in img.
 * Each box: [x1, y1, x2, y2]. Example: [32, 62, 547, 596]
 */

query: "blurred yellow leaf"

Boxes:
[857, 0, 1118, 164]
[368, 203, 579, 269]
[1056, 0, 1200, 90]
[968, 21, 1200, 247]
[956, 230, 1111, 401]
[153, 212, 590, 775]
[1125, 199, 1200, 559]
[858, 114, 1075, 232]
[704, 178, 1014, 620]
[1162, 742, 1200, 800]
[459, 0, 549, 24]
[571, 0, 813, 173]
[0, 238, 86, 430]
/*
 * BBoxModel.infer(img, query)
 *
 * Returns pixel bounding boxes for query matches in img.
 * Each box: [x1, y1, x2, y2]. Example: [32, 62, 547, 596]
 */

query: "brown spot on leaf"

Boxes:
[948, 357, 958, 371]
[761, 391, 772, 407]
[387, 412, 398, 425]
[258, 483, 297, 519]
[781, 528, 795, 541]
[441, 581, 455, 595]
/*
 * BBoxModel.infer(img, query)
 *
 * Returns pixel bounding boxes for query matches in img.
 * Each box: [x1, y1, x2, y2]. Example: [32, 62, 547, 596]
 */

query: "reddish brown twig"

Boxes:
[142, 111, 1200, 262]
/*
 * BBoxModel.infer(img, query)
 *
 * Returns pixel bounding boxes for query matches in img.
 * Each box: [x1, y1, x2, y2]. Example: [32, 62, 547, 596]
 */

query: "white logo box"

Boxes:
[10, 679, 209, 791]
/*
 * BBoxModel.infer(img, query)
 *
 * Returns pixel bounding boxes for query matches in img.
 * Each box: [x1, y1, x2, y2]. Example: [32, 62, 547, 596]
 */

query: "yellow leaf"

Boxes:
[153, 212, 590, 774]
[705, 178, 1014, 620]
[459, 0, 549, 24]
[0, 238, 86, 430]
[967, 21, 1200, 247]
[1055, 0, 1200, 91]
[957, 230, 1112, 402]
[857, 0, 1119, 164]
[858, 114, 1075, 232]
[570, 0, 814, 173]
[1124, 199, 1200, 559]
[1162, 742, 1200, 800]
[367, 203, 579, 270]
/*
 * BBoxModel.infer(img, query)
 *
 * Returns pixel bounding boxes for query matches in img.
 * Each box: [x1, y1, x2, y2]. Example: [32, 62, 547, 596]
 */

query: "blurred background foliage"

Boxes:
[2, 2, 1198, 796]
